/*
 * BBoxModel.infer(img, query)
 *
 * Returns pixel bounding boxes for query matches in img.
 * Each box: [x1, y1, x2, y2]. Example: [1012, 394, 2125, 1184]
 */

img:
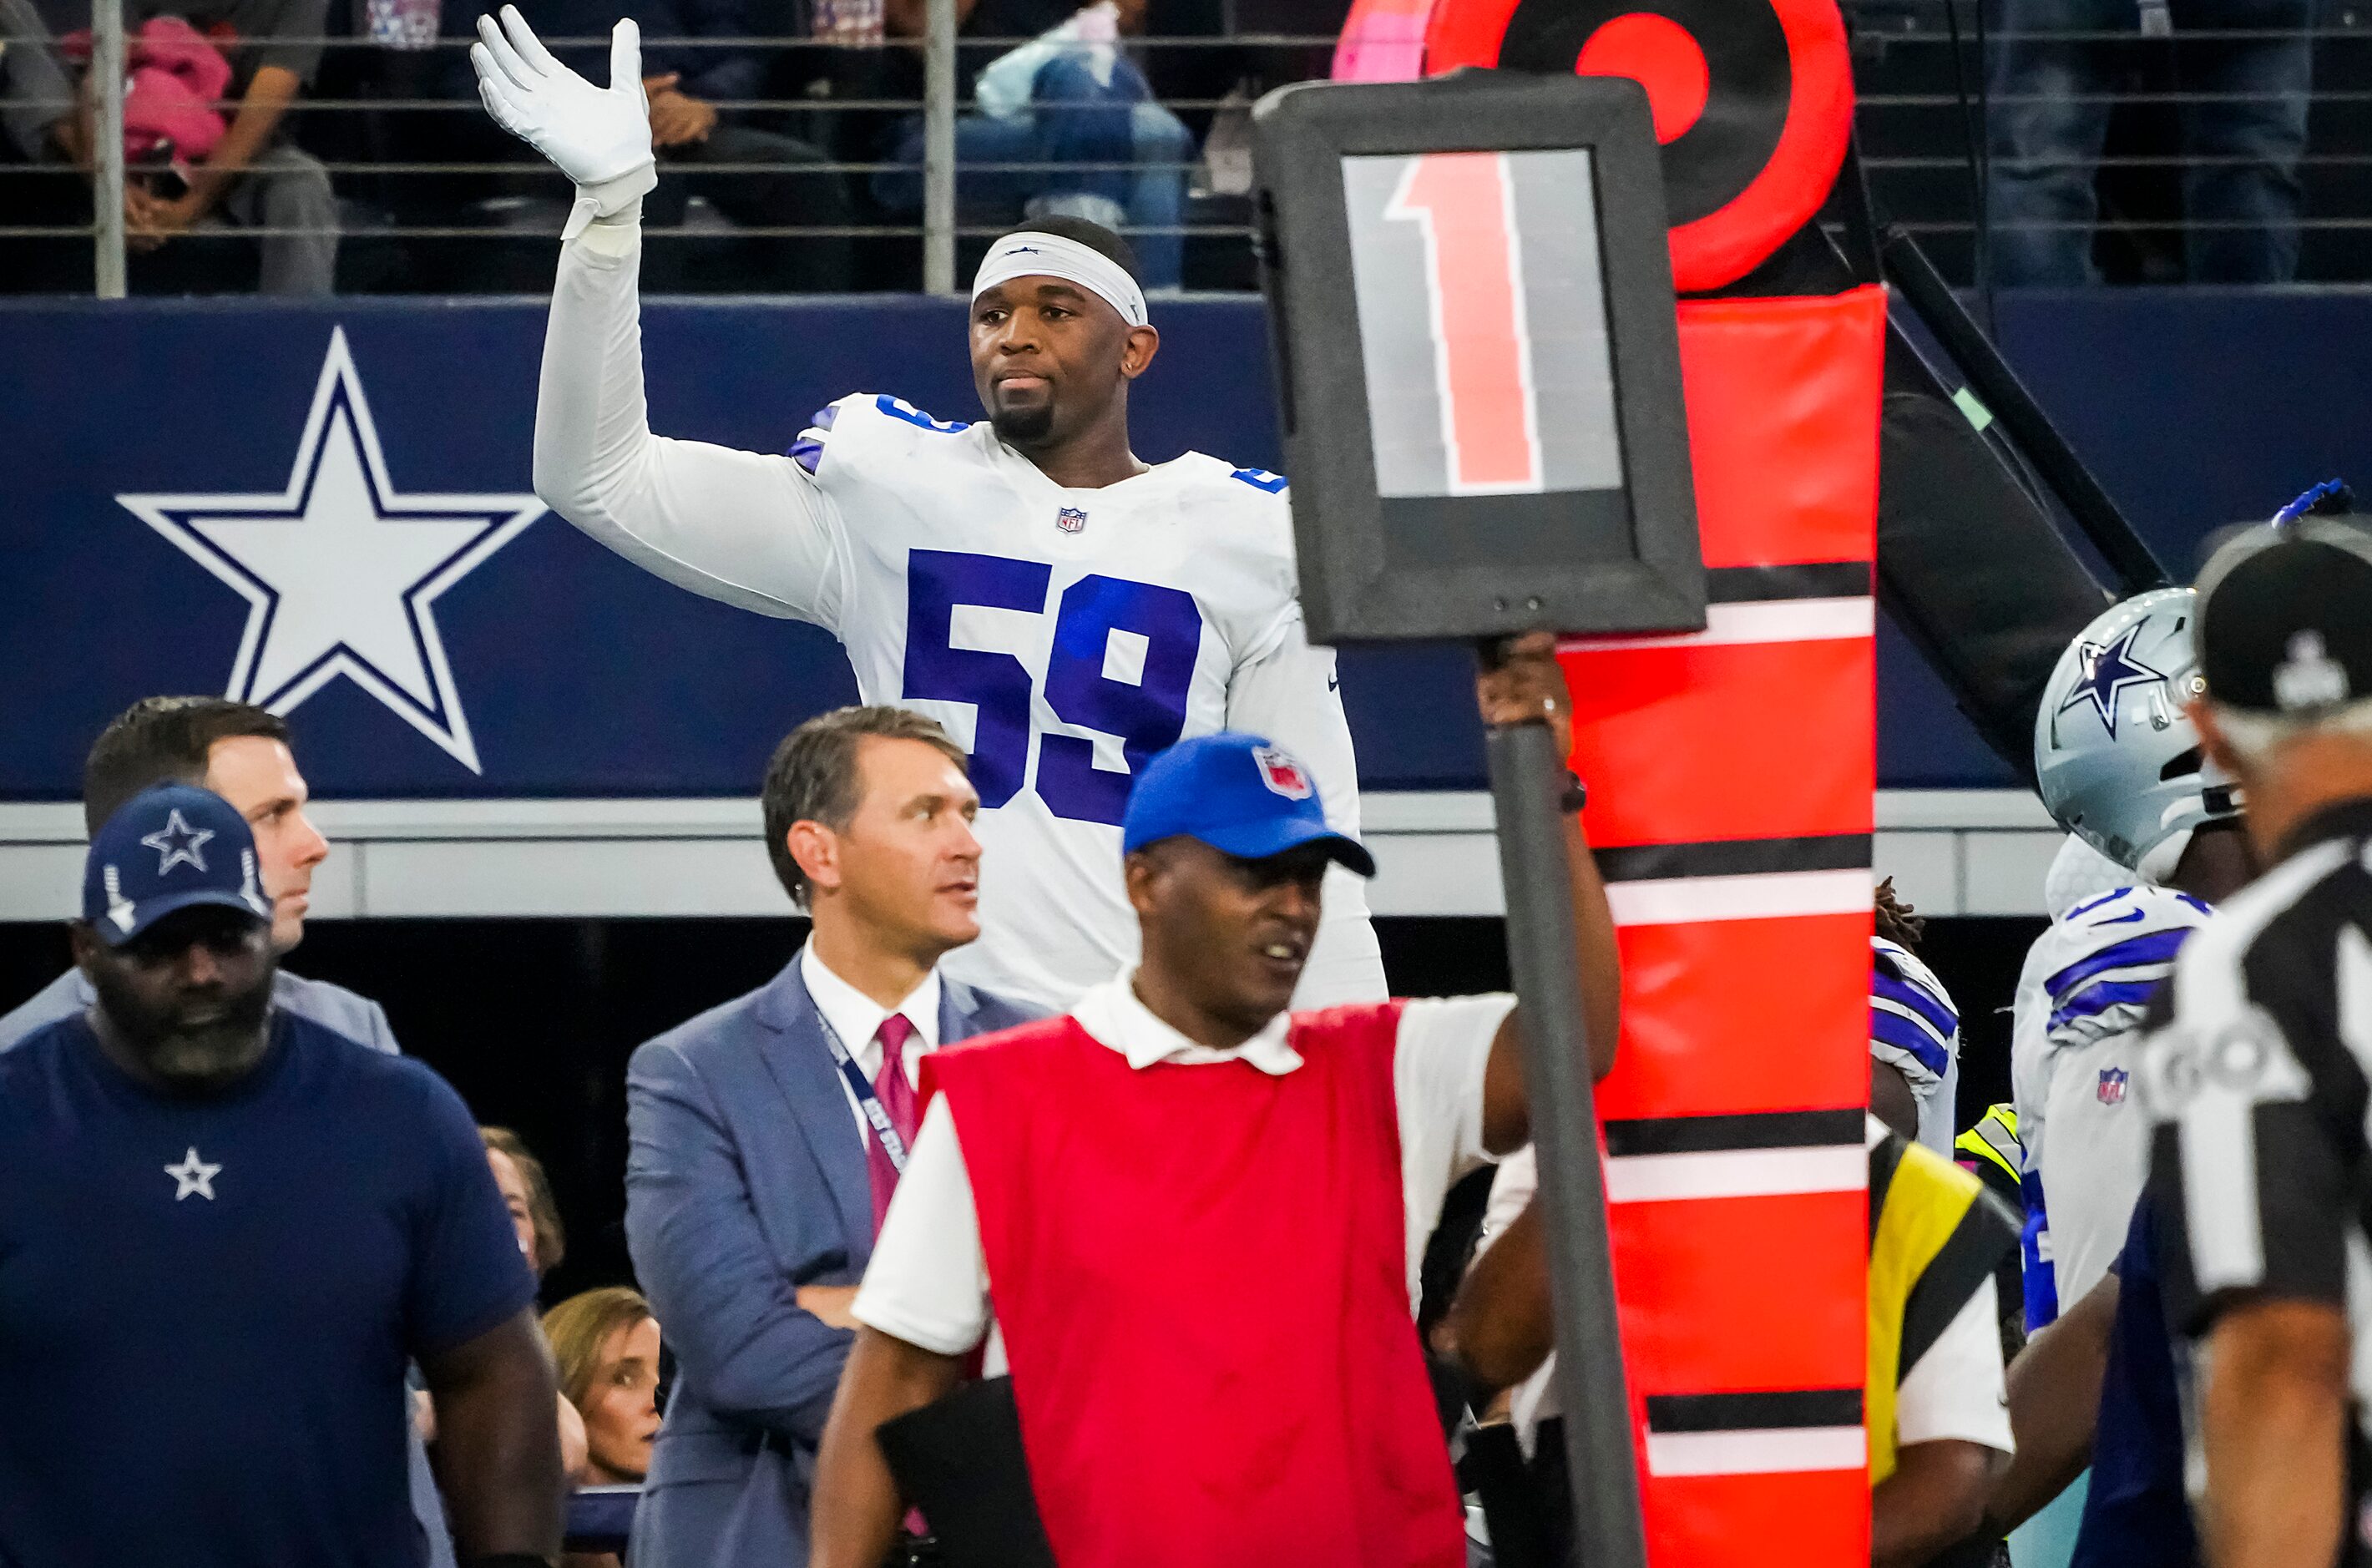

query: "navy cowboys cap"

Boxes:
[1122, 732, 1376, 877]
[82, 783, 272, 946]
[2195, 513, 2372, 717]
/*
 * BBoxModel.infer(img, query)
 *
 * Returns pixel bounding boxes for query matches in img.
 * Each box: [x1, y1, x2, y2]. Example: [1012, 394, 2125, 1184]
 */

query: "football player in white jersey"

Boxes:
[1869, 879, 1962, 1156]
[2015, 588, 2254, 1333]
[468, 8, 1385, 1010]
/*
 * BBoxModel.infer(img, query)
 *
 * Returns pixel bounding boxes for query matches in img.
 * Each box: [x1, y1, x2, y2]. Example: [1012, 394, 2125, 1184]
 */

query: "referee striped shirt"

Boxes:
[2142, 797, 2372, 1531]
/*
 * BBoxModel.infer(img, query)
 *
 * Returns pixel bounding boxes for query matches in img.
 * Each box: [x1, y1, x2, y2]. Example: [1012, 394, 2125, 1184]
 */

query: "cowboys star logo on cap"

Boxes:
[1252, 745, 1313, 801]
[139, 809, 215, 877]
[1056, 506, 1088, 534]
[84, 784, 272, 948]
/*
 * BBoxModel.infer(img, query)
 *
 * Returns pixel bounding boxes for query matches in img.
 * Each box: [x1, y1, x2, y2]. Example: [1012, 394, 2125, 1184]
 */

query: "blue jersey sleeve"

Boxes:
[401, 1070, 539, 1357]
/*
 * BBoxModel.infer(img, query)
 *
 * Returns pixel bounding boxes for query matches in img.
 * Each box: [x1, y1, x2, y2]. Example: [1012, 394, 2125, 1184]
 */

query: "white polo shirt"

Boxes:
[852, 974, 1517, 1371]
[800, 943, 943, 1144]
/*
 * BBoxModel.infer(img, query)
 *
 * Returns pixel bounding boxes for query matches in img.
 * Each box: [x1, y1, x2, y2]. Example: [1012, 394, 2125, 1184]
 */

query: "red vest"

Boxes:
[921, 1002, 1464, 1568]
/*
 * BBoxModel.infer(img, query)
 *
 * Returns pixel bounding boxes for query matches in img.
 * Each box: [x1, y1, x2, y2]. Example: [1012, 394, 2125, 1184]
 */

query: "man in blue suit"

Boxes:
[625, 706, 1038, 1565]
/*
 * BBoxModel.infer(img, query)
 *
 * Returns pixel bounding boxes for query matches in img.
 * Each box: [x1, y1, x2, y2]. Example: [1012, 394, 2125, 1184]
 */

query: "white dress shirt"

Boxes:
[852, 974, 1515, 1372]
[800, 943, 943, 1144]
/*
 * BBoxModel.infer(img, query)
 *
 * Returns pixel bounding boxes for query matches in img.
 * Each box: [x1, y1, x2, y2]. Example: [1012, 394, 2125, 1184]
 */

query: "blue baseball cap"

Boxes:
[82, 784, 272, 946]
[1122, 732, 1375, 877]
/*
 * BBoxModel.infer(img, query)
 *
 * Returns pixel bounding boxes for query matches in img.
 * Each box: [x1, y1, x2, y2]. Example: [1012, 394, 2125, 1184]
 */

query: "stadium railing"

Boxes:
[5, 0, 2366, 293]
[1846, 0, 2372, 285]
[0, 2, 1333, 296]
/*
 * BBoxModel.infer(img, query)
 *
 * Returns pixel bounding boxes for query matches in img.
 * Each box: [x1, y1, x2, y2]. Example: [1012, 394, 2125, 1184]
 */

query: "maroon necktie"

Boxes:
[867, 1013, 920, 1237]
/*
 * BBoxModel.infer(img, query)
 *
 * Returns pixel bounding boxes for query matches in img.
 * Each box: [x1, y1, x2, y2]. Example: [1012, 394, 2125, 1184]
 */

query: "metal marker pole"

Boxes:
[93, 0, 127, 299]
[922, 0, 958, 295]
[1486, 719, 1646, 1568]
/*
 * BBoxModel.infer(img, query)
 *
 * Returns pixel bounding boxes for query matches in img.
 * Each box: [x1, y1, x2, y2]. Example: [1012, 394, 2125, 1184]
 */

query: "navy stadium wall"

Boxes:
[6, 286, 2370, 802]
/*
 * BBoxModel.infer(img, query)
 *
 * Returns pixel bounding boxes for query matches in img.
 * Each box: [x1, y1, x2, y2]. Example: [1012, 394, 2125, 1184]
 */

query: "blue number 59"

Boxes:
[903, 550, 1201, 825]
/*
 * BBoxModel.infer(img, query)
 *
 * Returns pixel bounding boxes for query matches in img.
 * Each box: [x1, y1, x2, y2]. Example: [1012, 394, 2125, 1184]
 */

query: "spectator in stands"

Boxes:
[108, 0, 341, 291]
[0, 0, 83, 291]
[630, 0, 856, 290]
[0, 784, 564, 1566]
[442, 0, 850, 291]
[544, 1287, 665, 1485]
[872, 0, 1193, 287]
[0, 0, 69, 158]
[622, 706, 1036, 1568]
[1986, 0, 2311, 284]
[484, 1123, 569, 1279]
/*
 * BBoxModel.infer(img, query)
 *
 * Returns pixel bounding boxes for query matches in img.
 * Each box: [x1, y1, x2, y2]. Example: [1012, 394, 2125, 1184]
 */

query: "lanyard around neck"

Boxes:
[813, 1009, 911, 1174]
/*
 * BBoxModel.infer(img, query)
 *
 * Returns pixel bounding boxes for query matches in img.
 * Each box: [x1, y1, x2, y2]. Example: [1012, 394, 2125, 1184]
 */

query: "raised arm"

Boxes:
[1473, 631, 1622, 1152]
[473, 7, 847, 626]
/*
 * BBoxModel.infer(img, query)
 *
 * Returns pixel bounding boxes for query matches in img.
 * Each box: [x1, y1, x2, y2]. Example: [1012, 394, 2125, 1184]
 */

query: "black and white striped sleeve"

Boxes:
[2144, 839, 2372, 1335]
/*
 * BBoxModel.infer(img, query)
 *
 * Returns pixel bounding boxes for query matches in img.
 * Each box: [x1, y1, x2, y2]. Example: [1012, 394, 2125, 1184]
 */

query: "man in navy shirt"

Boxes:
[0, 784, 564, 1568]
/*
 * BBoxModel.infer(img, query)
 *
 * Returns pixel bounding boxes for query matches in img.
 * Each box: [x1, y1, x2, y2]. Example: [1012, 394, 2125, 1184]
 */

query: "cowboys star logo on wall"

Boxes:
[2056, 622, 2165, 738]
[117, 329, 545, 774]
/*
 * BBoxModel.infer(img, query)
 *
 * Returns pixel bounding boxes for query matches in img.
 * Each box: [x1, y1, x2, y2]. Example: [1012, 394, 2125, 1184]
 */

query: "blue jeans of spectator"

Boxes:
[1985, 0, 2311, 283]
[877, 53, 1192, 287]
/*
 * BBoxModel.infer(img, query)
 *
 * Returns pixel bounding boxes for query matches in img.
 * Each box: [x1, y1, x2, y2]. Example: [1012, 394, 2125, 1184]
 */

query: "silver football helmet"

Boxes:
[2034, 587, 2240, 881]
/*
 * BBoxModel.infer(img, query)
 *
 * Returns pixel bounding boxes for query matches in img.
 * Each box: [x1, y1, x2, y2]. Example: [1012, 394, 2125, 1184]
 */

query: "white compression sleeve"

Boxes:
[535, 210, 848, 628]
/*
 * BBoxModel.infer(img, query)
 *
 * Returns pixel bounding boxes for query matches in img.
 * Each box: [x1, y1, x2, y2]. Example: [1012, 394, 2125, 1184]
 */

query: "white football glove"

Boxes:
[472, 6, 657, 235]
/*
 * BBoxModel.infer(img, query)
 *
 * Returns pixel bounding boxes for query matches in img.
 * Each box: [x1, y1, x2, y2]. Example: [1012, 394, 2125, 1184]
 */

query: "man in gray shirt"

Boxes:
[1, 0, 73, 169]
[0, 696, 392, 1053]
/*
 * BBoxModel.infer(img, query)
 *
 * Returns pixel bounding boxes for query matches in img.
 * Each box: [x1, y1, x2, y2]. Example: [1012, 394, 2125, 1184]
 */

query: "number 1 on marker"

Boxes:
[1385, 151, 1546, 496]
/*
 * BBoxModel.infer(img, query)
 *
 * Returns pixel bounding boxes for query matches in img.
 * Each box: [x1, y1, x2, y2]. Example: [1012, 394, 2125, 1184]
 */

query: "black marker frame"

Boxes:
[1252, 68, 1705, 643]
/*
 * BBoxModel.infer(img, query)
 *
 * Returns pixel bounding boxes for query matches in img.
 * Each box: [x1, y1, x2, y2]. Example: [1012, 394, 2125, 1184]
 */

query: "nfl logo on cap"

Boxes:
[1252, 745, 1312, 801]
[1056, 507, 1088, 534]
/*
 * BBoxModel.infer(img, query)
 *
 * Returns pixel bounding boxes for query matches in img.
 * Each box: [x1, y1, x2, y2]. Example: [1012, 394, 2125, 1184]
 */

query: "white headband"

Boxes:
[971, 230, 1149, 328]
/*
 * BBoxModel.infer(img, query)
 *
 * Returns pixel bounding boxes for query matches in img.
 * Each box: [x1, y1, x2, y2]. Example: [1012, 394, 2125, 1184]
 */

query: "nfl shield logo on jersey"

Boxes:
[1055, 506, 1088, 534]
[2097, 1066, 2129, 1105]
[1252, 745, 1313, 801]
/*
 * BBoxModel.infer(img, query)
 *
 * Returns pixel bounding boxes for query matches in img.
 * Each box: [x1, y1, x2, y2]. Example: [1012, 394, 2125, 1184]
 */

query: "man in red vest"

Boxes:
[808, 632, 1621, 1568]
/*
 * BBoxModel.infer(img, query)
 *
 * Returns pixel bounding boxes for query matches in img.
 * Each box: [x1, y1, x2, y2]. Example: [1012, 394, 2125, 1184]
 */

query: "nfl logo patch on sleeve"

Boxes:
[2097, 1066, 2129, 1105]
